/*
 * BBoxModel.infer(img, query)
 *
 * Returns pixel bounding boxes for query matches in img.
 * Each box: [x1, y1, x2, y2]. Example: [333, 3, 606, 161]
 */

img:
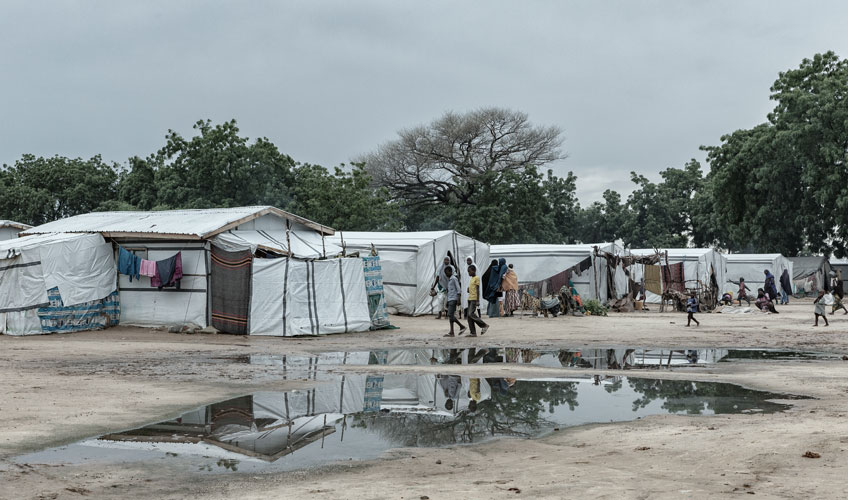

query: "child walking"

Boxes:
[465, 264, 489, 337]
[814, 290, 829, 326]
[443, 266, 467, 337]
[686, 292, 700, 327]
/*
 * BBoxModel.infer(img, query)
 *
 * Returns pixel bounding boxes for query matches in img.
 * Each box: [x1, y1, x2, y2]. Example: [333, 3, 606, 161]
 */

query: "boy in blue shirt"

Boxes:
[686, 292, 700, 327]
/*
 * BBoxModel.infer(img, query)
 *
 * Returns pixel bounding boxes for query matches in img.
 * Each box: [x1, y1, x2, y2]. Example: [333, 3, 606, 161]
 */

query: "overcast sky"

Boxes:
[2, 1, 847, 203]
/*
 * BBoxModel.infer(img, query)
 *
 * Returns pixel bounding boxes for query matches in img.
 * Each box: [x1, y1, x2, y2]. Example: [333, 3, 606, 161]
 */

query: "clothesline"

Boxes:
[117, 245, 183, 289]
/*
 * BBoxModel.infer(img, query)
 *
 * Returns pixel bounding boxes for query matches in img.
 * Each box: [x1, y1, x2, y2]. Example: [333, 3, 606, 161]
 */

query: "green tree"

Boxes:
[618, 160, 705, 248]
[288, 163, 401, 231]
[700, 125, 806, 254]
[152, 119, 295, 209]
[574, 189, 626, 243]
[0, 154, 119, 225]
[116, 156, 158, 210]
[362, 108, 564, 207]
[768, 51, 848, 256]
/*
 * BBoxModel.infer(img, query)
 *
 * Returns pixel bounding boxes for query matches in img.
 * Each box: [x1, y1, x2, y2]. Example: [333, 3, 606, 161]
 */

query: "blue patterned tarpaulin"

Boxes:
[37, 287, 120, 334]
[362, 256, 392, 330]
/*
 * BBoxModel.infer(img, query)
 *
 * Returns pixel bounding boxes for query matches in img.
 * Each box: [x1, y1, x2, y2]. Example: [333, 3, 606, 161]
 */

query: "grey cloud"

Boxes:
[1, 0, 846, 204]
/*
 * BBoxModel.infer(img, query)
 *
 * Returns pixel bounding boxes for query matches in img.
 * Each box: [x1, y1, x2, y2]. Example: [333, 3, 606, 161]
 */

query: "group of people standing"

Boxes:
[431, 254, 521, 337]
[728, 269, 793, 313]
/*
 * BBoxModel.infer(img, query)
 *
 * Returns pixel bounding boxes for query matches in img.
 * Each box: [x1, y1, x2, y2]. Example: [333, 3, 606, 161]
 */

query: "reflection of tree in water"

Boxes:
[352, 380, 580, 447]
[603, 377, 623, 394]
[627, 379, 790, 415]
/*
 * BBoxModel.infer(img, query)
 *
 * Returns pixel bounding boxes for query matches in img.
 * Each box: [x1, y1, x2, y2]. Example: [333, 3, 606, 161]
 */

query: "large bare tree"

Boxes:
[361, 108, 565, 206]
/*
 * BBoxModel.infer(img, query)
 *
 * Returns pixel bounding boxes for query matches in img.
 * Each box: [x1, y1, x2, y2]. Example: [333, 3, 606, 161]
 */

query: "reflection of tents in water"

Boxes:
[99, 374, 369, 462]
[379, 349, 483, 415]
[521, 348, 730, 369]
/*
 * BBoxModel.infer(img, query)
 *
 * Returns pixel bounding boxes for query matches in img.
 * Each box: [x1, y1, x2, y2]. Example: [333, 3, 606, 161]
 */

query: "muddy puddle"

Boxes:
[15, 373, 800, 474]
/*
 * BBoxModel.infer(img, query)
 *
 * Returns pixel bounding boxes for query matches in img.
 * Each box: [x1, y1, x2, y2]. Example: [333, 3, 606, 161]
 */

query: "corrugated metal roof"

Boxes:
[22, 206, 333, 239]
[0, 220, 31, 230]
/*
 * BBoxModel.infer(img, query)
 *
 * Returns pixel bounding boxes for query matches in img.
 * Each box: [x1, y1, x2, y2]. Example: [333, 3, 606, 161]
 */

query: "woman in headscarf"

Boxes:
[779, 269, 793, 305]
[483, 259, 503, 318]
[764, 270, 779, 306]
[501, 263, 520, 316]
[432, 255, 452, 319]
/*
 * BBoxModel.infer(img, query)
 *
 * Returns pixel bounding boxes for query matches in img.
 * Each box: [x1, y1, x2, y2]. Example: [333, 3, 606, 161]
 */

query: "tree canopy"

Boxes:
[362, 108, 564, 206]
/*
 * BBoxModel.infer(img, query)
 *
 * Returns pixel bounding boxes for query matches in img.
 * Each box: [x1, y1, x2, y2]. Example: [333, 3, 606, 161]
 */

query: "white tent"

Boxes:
[790, 256, 833, 294]
[213, 229, 342, 259]
[23, 207, 351, 333]
[490, 243, 619, 302]
[0, 220, 30, 241]
[329, 231, 489, 316]
[0, 233, 117, 335]
[725, 254, 793, 295]
[629, 248, 727, 304]
[249, 257, 371, 336]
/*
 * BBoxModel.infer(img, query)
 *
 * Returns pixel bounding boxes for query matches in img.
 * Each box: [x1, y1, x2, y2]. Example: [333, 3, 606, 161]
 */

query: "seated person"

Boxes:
[755, 290, 779, 314]
[720, 292, 734, 306]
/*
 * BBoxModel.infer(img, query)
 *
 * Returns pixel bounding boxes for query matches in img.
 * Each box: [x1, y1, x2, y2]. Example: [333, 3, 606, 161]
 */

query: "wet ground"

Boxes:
[4, 305, 848, 499]
[13, 374, 798, 475]
[9, 347, 815, 476]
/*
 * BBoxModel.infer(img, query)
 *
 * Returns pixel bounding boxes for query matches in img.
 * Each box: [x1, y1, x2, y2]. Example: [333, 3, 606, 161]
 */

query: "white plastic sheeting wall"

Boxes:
[0, 233, 116, 336]
[724, 254, 793, 295]
[328, 231, 489, 316]
[213, 223, 342, 259]
[249, 257, 371, 336]
[116, 241, 208, 328]
[489, 243, 617, 302]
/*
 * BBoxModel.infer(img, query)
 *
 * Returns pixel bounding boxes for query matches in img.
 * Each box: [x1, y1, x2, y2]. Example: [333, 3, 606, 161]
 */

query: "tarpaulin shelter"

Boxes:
[789, 256, 833, 294]
[21, 206, 377, 336]
[0, 232, 117, 335]
[831, 259, 848, 295]
[328, 231, 489, 316]
[724, 254, 793, 295]
[248, 256, 371, 336]
[489, 244, 619, 302]
[629, 248, 727, 304]
[0, 220, 31, 241]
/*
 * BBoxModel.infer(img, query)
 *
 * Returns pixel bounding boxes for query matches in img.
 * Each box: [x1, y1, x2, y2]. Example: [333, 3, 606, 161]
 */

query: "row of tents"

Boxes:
[0, 209, 842, 336]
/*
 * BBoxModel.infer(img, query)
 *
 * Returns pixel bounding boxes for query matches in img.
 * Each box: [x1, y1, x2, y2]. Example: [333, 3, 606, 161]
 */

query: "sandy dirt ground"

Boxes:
[2, 300, 848, 499]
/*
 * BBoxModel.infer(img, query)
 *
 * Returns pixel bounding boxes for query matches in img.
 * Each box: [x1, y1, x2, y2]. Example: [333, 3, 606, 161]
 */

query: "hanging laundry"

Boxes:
[139, 259, 157, 278]
[151, 252, 183, 289]
[117, 247, 140, 281]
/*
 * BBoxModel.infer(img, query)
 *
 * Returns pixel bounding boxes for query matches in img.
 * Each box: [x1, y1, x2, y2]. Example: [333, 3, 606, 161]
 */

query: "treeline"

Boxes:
[1, 52, 846, 256]
[0, 120, 400, 232]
